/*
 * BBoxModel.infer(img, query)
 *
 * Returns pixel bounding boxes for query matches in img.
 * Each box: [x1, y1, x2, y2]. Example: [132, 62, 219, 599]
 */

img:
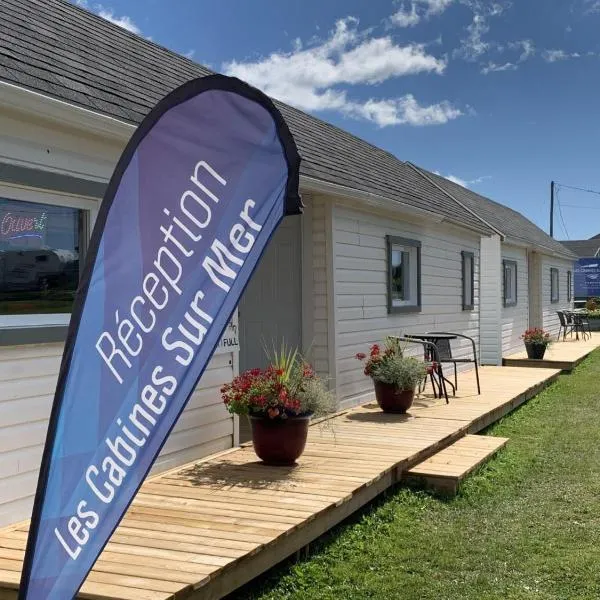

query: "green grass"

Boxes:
[233, 351, 600, 600]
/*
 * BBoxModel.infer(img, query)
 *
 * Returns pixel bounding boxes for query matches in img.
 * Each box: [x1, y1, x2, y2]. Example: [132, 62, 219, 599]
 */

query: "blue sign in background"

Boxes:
[20, 76, 301, 599]
[574, 257, 600, 298]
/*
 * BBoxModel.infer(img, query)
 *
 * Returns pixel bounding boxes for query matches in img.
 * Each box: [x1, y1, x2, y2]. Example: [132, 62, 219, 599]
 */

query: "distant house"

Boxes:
[560, 234, 600, 258]
[412, 167, 577, 362]
[0, 0, 575, 526]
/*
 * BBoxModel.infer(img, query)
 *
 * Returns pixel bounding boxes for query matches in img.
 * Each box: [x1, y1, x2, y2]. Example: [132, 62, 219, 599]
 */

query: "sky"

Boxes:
[72, 0, 600, 240]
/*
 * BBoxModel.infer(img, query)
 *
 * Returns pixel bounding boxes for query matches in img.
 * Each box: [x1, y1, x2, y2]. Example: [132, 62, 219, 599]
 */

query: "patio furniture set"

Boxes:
[557, 310, 592, 341]
[396, 332, 481, 404]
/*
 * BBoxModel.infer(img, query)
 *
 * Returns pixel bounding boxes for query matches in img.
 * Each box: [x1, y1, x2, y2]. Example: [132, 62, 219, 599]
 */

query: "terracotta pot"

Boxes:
[249, 415, 310, 465]
[373, 380, 415, 413]
[525, 342, 546, 360]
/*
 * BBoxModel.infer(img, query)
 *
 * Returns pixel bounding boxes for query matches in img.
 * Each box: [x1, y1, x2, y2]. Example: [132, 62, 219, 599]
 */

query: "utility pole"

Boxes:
[550, 180, 555, 238]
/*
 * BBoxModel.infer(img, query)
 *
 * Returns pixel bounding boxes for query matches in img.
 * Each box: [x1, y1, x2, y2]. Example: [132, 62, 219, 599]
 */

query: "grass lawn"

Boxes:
[233, 351, 600, 600]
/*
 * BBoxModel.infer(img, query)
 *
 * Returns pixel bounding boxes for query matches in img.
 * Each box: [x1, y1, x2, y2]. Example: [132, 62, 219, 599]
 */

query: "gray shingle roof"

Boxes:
[412, 165, 577, 259]
[560, 240, 600, 258]
[0, 0, 496, 235]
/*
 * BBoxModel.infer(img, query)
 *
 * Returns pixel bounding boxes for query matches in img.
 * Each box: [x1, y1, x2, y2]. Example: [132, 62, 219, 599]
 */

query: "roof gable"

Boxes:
[412, 166, 576, 259]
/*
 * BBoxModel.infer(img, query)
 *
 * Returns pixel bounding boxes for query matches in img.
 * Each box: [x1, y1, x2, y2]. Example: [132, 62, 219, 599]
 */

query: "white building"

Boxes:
[0, 0, 574, 526]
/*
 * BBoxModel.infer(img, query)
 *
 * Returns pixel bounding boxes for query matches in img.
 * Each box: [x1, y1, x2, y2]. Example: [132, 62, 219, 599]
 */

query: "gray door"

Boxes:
[238, 217, 302, 372]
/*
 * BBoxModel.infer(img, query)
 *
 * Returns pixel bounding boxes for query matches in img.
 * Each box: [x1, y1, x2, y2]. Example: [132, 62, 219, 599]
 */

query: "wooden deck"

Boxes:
[0, 366, 561, 600]
[405, 434, 509, 495]
[503, 333, 600, 371]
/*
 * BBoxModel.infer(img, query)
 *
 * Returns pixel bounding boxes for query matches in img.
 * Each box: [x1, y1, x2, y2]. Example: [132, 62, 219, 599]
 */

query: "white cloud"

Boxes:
[224, 16, 460, 127]
[73, 2, 142, 35]
[584, 0, 600, 13]
[97, 9, 141, 34]
[542, 49, 581, 62]
[390, 4, 421, 27]
[509, 39, 535, 63]
[481, 61, 517, 74]
[184, 49, 196, 59]
[453, 1, 509, 61]
[350, 96, 462, 127]
[435, 171, 491, 187]
[389, 0, 454, 28]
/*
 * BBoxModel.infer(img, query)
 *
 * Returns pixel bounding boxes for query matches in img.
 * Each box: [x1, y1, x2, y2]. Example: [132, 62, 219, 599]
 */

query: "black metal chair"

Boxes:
[557, 311, 574, 341]
[394, 336, 450, 403]
[571, 312, 591, 341]
[425, 332, 481, 395]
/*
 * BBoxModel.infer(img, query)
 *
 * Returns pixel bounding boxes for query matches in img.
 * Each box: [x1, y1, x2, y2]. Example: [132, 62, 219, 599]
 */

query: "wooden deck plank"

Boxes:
[0, 364, 562, 600]
[503, 333, 600, 371]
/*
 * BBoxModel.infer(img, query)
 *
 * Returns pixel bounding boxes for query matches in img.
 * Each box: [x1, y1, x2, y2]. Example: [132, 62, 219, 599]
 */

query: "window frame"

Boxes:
[0, 182, 96, 329]
[386, 235, 422, 314]
[550, 267, 559, 303]
[502, 259, 518, 307]
[461, 251, 475, 311]
[567, 270, 572, 303]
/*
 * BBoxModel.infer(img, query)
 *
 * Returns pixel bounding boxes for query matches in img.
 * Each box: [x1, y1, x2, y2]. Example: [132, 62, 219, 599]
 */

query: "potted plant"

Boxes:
[356, 337, 427, 413]
[521, 327, 552, 359]
[221, 347, 334, 465]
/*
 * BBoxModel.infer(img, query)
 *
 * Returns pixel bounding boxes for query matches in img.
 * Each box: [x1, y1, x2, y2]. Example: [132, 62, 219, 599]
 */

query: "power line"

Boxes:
[555, 187, 570, 239]
[555, 182, 600, 197]
[560, 203, 600, 210]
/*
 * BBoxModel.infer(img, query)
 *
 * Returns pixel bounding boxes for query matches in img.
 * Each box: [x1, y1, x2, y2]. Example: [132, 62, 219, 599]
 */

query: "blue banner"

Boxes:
[19, 75, 301, 599]
[574, 258, 600, 297]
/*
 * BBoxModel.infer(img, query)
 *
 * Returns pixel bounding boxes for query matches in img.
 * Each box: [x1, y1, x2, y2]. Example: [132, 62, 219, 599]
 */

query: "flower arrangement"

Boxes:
[356, 336, 426, 390]
[521, 327, 553, 346]
[221, 347, 334, 420]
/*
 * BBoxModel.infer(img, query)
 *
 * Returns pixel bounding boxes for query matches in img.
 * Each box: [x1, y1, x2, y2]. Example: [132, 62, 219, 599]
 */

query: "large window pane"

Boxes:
[0, 198, 84, 314]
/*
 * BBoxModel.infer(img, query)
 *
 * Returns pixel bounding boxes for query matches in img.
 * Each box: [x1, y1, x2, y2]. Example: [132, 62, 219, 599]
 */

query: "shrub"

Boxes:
[356, 336, 427, 390]
[521, 327, 552, 346]
[221, 347, 335, 419]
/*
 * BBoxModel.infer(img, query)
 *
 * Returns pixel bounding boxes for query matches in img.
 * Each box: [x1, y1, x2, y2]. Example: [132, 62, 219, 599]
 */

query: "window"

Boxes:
[503, 259, 518, 307]
[461, 251, 475, 310]
[0, 197, 85, 315]
[386, 236, 421, 313]
[550, 267, 559, 303]
[567, 270, 572, 302]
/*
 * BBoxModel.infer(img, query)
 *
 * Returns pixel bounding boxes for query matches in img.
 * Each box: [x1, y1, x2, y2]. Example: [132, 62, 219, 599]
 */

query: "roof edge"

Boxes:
[406, 162, 505, 240]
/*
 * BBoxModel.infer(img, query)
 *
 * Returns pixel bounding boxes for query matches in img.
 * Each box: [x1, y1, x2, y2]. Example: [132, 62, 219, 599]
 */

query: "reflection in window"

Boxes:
[387, 236, 421, 313]
[0, 198, 85, 314]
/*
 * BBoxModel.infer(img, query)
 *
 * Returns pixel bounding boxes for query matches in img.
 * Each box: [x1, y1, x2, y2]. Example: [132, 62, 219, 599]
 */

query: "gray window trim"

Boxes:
[386, 235, 422, 314]
[0, 325, 68, 346]
[503, 259, 518, 307]
[461, 251, 475, 311]
[567, 270, 572, 302]
[550, 267, 559, 303]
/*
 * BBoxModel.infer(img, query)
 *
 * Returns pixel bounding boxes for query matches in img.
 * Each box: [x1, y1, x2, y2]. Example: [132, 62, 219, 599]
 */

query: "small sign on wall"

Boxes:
[214, 312, 240, 355]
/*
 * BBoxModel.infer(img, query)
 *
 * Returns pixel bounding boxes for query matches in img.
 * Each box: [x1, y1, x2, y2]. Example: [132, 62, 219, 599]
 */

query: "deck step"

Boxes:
[405, 434, 508, 495]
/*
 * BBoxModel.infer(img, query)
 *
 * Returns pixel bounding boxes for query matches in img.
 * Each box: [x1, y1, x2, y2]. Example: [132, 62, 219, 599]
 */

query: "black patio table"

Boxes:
[403, 333, 458, 402]
[565, 310, 590, 341]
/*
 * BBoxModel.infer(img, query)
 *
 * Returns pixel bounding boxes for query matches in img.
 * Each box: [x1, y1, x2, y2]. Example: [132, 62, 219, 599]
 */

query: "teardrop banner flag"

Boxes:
[19, 74, 301, 599]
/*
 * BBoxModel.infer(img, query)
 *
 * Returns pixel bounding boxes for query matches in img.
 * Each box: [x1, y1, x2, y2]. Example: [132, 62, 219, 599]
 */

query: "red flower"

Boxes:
[370, 344, 380, 357]
[267, 407, 280, 419]
[355, 352, 366, 361]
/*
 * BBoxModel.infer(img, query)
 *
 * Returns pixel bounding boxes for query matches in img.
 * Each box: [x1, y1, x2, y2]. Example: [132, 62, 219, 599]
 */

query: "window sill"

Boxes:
[503, 301, 518, 308]
[0, 324, 69, 346]
[388, 305, 422, 314]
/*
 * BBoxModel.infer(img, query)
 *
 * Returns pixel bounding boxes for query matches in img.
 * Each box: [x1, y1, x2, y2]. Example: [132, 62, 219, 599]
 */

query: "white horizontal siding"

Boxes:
[0, 344, 234, 527]
[540, 256, 575, 334]
[333, 204, 481, 408]
[501, 244, 529, 356]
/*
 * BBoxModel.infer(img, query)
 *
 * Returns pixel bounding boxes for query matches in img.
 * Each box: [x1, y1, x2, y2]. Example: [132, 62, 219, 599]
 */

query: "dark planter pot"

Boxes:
[525, 342, 547, 360]
[249, 415, 310, 465]
[374, 381, 415, 413]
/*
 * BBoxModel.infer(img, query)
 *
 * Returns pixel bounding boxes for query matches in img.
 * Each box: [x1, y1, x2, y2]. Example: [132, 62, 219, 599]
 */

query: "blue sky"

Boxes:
[74, 0, 600, 240]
